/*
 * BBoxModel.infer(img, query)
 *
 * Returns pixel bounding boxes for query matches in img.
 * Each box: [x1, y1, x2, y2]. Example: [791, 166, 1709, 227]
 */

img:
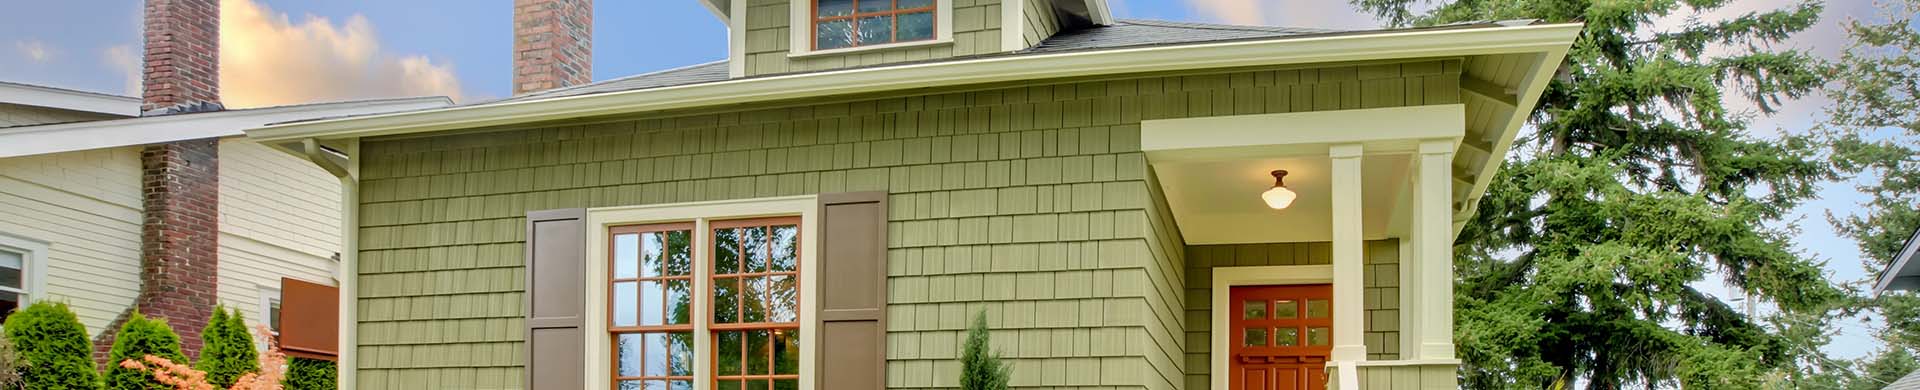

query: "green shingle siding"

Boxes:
[744, 0, 1005, 77]
[353, 59, 1458, 389]
[1180, 240, 1402, 389]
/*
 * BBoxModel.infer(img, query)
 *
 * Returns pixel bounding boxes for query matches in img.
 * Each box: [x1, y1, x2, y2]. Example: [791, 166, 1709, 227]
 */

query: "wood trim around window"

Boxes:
[706, 216, 804, 388]
[606, 222, 698, 386]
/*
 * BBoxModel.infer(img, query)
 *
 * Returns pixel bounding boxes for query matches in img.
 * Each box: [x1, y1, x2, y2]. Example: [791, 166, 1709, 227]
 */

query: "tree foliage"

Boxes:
[1346, 0, 1845, 388]
[196, 308, 260, 388]
[4, 301, 100, 390]
[105, 313, 187, 390]
[959, 310, 1010, 390]
[281, 357, 336, 390]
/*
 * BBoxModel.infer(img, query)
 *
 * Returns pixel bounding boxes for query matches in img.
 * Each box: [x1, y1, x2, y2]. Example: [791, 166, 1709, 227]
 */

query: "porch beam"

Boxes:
[1329, 143, 1368, 362]
[1416, 139, 1458, 359]
[1461, 75, 1518, 108]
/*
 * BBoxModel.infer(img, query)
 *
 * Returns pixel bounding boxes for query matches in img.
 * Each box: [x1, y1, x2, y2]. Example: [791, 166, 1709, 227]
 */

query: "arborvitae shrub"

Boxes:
[3, 301, 98, 390]
[959, 310, 1011, 390]
[104, 313, 185, 390]
[282, 357, 337, 390]
[195, 307, 259, 388]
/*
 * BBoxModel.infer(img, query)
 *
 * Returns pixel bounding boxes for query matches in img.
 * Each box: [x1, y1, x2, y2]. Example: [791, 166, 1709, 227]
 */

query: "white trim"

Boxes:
[0, 81, 139, 117]
[729, 0, 748, 78]
[700, 0, 731, 23]
[258, 285, 282, 334]
[332, 139, 361, 389]
[1082, 0, 1112, 25]
[1328, 144, 1367, 362]
[0, 97, 450, 158]
[0, 233, 49, 303]
[1413, 139, 1456, 359]
[787, 0, 954, 58]
[1209, 265, 1334, 390]
[1001, 0, 1027, 52]
[246, 23, 1583, 143]
[1141, 105, 1466, 162]
[584, 196, 820, 390]
[1335, 358, 1462, 367]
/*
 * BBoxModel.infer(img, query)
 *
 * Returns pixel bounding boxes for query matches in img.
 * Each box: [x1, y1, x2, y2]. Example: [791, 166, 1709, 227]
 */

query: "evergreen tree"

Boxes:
[1346, 0, 1845, 387]
[104, 313, 186, 390]
[3, 302, 98, 390]
[959, 310, 1010, 390]
[282, 357, 337, 390]
[196, 307, 260, 388]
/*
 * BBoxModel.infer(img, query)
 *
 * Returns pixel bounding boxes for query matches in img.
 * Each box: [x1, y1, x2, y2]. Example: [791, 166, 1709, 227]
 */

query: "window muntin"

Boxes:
[813, 0, 937, 50]
[610, 223, 697, 390]
[710, 218, 801, 390]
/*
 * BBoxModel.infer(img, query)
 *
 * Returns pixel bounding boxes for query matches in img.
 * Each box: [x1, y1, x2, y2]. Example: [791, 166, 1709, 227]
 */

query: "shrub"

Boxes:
[105, 312, 186, 390]
[959, 310, 1011, 390]
[197, 308, 259, 388]
[3, 301, 98, 390]
[118, 324, 287, 390]
[0, 337, 28, 389]
[281, 357, 335, 390]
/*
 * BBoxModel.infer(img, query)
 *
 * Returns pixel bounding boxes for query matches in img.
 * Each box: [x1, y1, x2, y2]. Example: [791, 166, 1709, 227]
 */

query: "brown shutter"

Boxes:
[279, 277, 338, 361]
[524, 208, 587, 390]
[816, 192, 888, 389]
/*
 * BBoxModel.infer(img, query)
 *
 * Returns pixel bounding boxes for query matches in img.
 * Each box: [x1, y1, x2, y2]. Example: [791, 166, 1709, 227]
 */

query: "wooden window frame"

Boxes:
[607, 222, 698, 387]
[707, 216, 804, 388]
[810, 0, 940, 50]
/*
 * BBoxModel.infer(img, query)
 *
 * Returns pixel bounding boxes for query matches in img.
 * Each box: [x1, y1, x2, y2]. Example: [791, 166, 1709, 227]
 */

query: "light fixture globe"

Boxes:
[1262, 170, 1296, 210]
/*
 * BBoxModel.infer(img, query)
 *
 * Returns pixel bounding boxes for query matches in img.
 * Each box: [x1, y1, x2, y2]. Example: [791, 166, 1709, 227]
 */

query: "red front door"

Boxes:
[1229, 284, 1333, 390]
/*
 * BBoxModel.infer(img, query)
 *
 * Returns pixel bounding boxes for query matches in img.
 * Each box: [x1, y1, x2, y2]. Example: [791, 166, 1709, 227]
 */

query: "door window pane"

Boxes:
[1273, 300, 1297, 319]
[1308, 327, 1331, 346]
[1242, 300, 1266, 320]
[1306, 299, 1330, 318]
[1275, 327, 1299, 346]
[1243, 328, 1267, 346]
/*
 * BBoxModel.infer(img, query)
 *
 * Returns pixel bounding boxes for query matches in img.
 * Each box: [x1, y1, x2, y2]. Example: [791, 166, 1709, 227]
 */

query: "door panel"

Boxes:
[1230, 284, 1333, 390]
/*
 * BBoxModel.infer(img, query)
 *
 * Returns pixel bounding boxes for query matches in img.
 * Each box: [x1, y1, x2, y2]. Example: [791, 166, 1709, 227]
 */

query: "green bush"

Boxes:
[959, 310, 1011, 390]
[3, 301, 98, 390]
[282, 357, 337, 390]
[196, 308, 258, 388]
[104, 312, 185, 390]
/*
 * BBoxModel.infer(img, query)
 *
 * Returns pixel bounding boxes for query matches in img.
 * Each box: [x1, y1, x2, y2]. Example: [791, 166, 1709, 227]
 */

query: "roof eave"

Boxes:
[1876, 227, 1920, 294]
[0, 81, 140, 117]
[248, 23, 1584, 144]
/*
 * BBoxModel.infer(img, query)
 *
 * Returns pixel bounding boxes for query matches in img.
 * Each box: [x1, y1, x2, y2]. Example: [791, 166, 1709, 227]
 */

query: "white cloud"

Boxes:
[103, 44, 141, 97]
[1186, 0, 1267, 25]
[1183, 0, 1380, 29]
[14, 39, 52, 62]
[219, 0, 466, 108]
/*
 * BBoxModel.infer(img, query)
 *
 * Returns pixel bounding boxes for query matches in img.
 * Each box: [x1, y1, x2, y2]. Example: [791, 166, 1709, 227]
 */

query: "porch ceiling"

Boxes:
[1157, 154, 1411, 244]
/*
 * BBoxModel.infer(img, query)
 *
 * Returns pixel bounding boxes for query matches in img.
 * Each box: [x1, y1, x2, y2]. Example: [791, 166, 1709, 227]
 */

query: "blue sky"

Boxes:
[0, 0, 1892, 361]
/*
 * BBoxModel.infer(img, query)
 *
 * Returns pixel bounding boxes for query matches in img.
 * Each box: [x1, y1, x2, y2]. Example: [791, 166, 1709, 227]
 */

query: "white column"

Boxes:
[1329, 143, 1367, 362]
[1416, 139, 1457, 359]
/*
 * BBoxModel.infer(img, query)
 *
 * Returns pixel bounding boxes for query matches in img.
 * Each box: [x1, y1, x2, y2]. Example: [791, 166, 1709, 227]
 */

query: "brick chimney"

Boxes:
[513, 0, 592, 95]
[95, 0, 224, 364]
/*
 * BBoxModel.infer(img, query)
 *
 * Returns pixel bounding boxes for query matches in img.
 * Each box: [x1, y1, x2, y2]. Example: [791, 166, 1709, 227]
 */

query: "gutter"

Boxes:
[248, 22, 1584, 143]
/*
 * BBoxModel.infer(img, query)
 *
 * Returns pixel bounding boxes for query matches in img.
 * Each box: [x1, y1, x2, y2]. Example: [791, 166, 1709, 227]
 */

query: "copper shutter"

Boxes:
[279, 277, 338, 360]
[525, 208, 588, 390]
[816, 192, 888, 389]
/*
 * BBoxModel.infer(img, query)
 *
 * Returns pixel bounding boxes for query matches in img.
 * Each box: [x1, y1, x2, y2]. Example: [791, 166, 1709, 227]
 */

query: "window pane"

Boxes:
[899, 0, 933, 8]
[669, 332, 694, 376]
[644, 333, 669, 377]
[641, 281, 664, 326]
[714, 278, 739, 324]
[897, 11, 934, 41]
[1242, 300, 1265, 320]
[817, 0, 853, 17]
[1308, 327, 1331, 346]
[717, 380, 741, 390]
[1276, 327, 1299, 346]
[742, 226, 768, 273]
[613, 282, 638, 326]
[857, 15, 893, 46]
[665, 230, 692, 276]
[614, 234, 639, 279]
[1306, 299, 1330, 318]
[856, 0, 892, 13]
[743, 277, 768, 323]
[670, 380, 693, 390]
[817, 20, 855, 50]
[774, 328, 800, 374]
[718, 331, 743, 375]
[775, 379, 798, 390]
[1243, 328, 1267, 346]
[749, 380, 773, 390]
[617, 333, 642, 377]
[666, 279, 691, 325]
[268, 300, 281, 333]
[715, 228, 740, 275]
[643, 380, 668, 390]
[768, 275, 797, 323]
[747, 329, 772, 375]
[642, 232, 664, 278]
[769, 225, 797, 272]
[1274, 300, 1297, 319]
[619, 380, 643, 390]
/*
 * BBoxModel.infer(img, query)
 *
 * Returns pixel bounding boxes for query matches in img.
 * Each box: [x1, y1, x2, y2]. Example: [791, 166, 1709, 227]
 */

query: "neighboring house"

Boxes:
[1874, 230, 1920, 389]
[0, 0, 451, 364]
[246, 0, 1578, 389]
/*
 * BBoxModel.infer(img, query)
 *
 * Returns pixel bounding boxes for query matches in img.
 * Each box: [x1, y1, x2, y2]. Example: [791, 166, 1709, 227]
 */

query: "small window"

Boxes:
[0, 250, 23, 323]
[259, 287, 283, 334]
[813, 0, 937, 50]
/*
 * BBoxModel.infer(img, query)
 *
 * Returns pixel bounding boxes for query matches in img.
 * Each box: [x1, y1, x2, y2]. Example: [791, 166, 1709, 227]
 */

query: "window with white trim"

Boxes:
[259, 287, 282, 334]
[0, 234, 47, 324]
[812, 0, 937, 50]
[607, 217, 803, 390]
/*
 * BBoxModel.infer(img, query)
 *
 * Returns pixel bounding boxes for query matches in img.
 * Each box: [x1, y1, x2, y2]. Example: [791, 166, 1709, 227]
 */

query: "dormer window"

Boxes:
[812, 0, 937, 50]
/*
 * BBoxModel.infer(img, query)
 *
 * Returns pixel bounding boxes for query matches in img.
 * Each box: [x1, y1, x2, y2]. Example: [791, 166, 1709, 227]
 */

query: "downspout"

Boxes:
[302, 138, 359, 389]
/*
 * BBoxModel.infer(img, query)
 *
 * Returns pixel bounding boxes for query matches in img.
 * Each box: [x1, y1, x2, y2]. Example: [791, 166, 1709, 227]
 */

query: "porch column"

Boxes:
[1415, 139, 1457, 359]
[1329, 143, 1367, 362]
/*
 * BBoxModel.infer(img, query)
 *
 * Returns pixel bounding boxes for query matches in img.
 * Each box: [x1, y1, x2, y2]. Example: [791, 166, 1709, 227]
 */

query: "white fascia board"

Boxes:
[248, 23, 1584, 143]
[1141, 104, 1466, 162]
[0, 82, 140, 117]
[0, 97, 451, 158]
[700, 0, 730, 23]
[1876, 227, 1920, 294]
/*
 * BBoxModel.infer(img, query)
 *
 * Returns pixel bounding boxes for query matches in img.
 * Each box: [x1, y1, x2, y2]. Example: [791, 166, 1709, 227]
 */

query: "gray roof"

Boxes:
[444, 19, 1541, 110]
[1890, 369, 1920, 390]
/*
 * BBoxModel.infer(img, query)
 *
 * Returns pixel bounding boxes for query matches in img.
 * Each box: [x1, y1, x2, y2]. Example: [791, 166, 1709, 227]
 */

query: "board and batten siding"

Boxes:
[1182, 240, 1402, 389]
[216, 138, 342, 330]
[350, 58, 1461, 389]
[0, 147, 145, 334]
[743, 0, 1005, 77]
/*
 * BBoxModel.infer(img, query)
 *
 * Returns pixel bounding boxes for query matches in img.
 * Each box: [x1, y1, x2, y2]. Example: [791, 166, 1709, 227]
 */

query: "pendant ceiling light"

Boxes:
[1262, 170, 1296, 210]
